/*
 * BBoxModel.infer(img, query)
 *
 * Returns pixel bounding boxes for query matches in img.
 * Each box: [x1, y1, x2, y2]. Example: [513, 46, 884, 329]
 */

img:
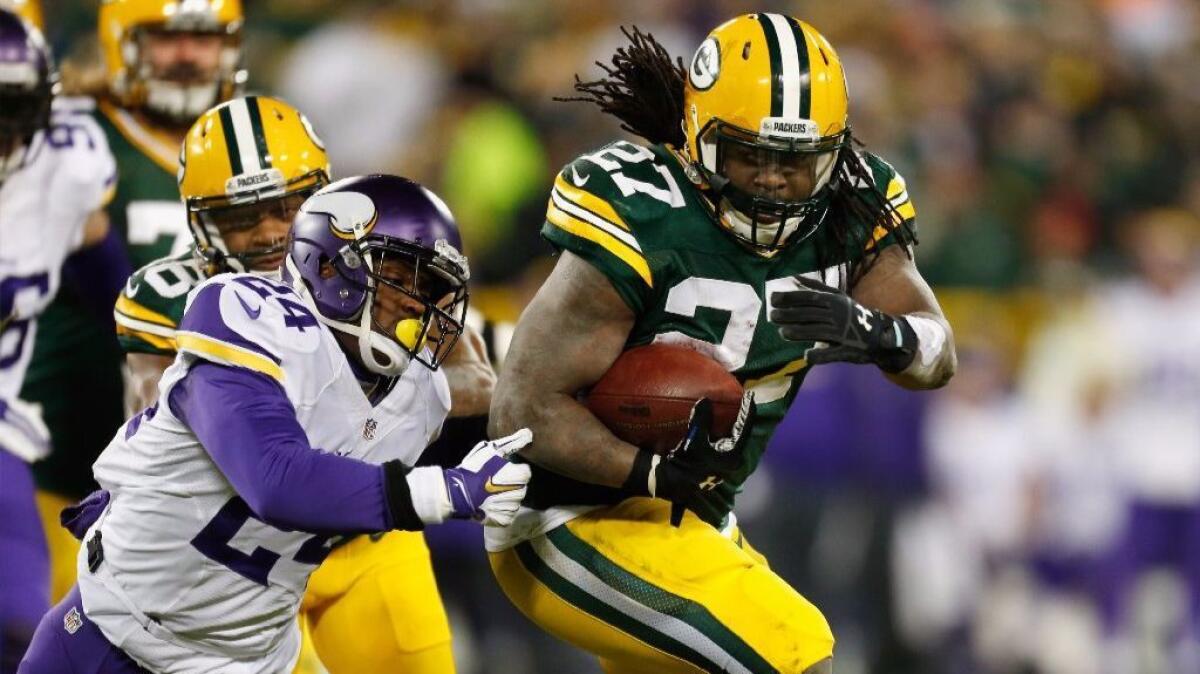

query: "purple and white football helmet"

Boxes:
[282, 174, 470, 377]
[0, 8, 54, 182]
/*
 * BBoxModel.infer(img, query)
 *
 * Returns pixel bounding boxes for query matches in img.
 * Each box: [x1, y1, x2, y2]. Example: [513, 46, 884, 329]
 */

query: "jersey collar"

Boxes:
[98, 100, 182, 174]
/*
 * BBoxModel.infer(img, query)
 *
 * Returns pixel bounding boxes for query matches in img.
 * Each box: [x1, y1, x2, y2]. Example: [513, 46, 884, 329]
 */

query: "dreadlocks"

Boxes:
[555, 26, 686, 147]
[826, 139, 918, 287]
[558, 27, 916, 288]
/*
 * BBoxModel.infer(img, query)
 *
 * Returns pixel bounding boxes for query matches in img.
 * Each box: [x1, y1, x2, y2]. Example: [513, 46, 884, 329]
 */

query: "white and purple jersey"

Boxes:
[77, 273, 449, 673]
[1099, 277, 1200, 505]
[0, 97, 115, 462]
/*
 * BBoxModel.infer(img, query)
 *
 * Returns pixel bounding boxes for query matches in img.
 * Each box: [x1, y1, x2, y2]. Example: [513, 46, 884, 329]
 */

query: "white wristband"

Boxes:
[405, 466, 452, 525]
[901, 315, 949, 382]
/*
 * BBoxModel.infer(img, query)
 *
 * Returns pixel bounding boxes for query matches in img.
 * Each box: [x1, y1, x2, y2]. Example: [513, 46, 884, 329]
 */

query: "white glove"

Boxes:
[407, 428, 533, 526]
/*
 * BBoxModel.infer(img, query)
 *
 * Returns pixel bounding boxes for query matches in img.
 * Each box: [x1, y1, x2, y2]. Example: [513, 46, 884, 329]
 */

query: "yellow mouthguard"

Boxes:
[394, 318, 427, 351]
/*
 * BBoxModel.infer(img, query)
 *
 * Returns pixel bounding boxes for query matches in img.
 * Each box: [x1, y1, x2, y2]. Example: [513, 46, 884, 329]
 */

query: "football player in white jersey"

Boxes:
[18, 174, 533, 674]
[0, 8, 116, 671]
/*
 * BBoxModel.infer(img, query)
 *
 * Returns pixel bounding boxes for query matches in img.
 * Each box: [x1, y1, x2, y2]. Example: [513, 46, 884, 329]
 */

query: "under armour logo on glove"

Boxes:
[770, 276, 918, 373]
[663, 393, 758, 527]
[855, 305, 873, 332]
[442, 429, 533, 526]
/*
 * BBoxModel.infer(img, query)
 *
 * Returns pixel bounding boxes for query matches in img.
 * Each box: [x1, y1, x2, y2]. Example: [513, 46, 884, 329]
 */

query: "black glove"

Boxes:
[770, 276, 917, 373]
[623, 393, 757, 528]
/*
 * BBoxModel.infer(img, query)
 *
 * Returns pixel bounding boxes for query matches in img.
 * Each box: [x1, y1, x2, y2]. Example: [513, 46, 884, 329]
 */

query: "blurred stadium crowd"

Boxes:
[34, 0, 1200, 672]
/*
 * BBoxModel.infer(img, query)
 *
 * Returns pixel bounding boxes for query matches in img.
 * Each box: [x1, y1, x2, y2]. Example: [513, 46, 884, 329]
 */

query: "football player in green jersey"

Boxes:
[24, 0, 244, 607]
[488, 15, 955, 674]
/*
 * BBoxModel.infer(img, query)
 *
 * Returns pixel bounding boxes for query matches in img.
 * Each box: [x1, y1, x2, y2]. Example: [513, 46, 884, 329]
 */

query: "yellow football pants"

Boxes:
[35, 490, 79, 604]
[490, 498, 834, 674]
[295, 530, 454, 674]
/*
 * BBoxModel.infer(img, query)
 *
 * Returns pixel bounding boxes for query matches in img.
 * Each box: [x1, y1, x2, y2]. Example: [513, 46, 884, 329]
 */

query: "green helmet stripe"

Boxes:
[245, 95, 272, 168]
[755, 13, 784, 117]
[217, 104, 242, 176]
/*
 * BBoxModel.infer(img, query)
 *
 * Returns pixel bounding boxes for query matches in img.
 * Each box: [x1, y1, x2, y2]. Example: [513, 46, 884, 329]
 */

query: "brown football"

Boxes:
[585, 343, 744, 455]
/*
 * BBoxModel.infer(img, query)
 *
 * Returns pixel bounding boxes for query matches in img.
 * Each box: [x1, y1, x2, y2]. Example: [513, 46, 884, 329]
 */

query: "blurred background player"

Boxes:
[22, 0, 243, 609]
[0, 7, 115, 670]
[115, 94, 495, 672]
[489, 13, 954, 674]
[19, 174, 533, 674]
[1030, 208, 1200, 673]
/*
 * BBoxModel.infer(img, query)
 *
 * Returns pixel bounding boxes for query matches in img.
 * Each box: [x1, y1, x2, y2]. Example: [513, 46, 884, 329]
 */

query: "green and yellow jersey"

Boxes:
[26, 100, 191, 498]
[114, 249, 203, 355]
[526, 140, 915, 511]
[93, 100, 193, 266]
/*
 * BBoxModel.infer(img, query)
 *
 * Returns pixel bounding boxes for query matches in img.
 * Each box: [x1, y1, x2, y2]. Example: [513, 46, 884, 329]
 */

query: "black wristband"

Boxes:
[382, 460, 425, 531]
[621, 449, 655, 497]
[876, 315, 919, 373]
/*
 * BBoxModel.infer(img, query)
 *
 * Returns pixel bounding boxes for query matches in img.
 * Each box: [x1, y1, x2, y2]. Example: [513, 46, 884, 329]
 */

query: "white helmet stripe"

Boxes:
[765, 13, 803, 119]
[227, 97, 262, 174]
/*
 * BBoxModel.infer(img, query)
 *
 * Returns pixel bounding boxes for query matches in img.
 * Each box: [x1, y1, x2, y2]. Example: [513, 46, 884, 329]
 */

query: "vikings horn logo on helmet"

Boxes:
[302, 189, 378, 240]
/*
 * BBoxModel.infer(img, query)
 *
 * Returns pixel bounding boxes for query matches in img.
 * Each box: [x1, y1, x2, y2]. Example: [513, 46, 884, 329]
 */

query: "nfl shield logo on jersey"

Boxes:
[363, 418, 377, 440]
[63, 606, 82, 634]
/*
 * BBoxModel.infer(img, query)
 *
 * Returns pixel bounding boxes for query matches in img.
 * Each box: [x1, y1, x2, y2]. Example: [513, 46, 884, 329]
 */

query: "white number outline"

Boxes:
[580, 141, 685, 208]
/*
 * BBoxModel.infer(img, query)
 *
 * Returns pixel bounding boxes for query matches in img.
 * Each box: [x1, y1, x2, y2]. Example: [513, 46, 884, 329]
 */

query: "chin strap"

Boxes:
[282, 256, 412, 377]
[352, 300, 411, 377]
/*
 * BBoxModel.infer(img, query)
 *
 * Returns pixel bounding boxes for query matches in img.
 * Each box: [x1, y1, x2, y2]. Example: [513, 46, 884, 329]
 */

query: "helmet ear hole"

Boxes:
[742, 42, 751, 60]
[318, 257, 336, 280]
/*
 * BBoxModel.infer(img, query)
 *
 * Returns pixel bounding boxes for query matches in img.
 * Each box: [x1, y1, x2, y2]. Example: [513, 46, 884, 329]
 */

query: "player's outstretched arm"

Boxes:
[771, 245, 956, 390]
[170, 362, 531, 533]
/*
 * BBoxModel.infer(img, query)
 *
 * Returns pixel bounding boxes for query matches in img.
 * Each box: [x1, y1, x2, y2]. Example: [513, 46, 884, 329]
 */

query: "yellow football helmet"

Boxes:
[179, 95, 331, 274]
[0, 0, 42, 29]
[683, 13, 850, 253]
[98, 0, 244, 123]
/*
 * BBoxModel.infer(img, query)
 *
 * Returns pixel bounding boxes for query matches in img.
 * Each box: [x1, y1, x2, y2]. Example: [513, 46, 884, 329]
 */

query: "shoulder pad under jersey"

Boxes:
[851, 151, 917, 253]
[176, 274, 324, 385]
[542, 140, 695, 311]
